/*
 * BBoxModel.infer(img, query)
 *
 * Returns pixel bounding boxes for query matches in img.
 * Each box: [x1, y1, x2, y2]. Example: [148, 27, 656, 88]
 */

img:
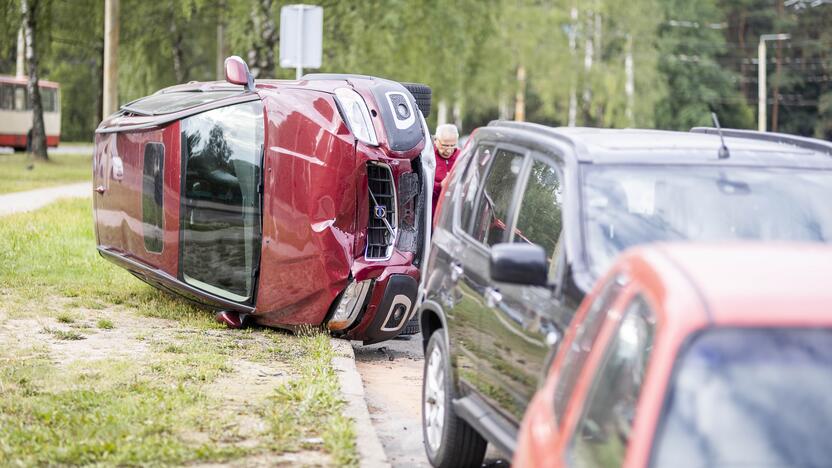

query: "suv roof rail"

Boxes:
[486, 119, 584, 150]
[691, 127, 832, 156]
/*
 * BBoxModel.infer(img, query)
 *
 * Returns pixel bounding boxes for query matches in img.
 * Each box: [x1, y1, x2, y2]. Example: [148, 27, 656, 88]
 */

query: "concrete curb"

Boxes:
[331, 339, 391, 468]
[0, 182, 90, 217]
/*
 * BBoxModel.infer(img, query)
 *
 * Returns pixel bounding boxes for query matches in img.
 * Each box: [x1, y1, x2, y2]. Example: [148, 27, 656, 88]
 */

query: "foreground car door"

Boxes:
[178, 101, 264, 303]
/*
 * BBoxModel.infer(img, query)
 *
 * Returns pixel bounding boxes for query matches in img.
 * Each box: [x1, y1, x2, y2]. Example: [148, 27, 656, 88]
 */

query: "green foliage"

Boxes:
[0, 0, 829, 138]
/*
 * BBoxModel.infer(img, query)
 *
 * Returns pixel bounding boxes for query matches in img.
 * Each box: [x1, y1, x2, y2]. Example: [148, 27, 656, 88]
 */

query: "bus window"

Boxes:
[0, 83, 13, 110]
[42, 88, 56, 113]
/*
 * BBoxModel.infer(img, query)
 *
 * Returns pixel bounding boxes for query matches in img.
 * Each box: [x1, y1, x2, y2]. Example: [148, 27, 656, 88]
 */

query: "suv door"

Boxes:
[450, 145, 528, 400]
[429, 141, 494, 396]
[479, 153, 572, 424]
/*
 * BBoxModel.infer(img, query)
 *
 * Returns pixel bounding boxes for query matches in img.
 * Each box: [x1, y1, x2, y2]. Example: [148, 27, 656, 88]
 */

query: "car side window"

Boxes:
[553, 276, 624, 420]
[457, 144, 494, 231]
[569, 294, 656, 468]
[142, 142, 165, 253]
[469, 148, 525, 246]
[512, 158, 563, 259]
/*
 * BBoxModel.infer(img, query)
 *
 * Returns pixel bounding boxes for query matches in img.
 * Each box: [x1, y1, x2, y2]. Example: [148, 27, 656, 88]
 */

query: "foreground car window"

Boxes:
[583, 166, 832, 276]
[652, 328, 832, 468]
[180, 101, 264, 302]
[570, 295, 655, 468]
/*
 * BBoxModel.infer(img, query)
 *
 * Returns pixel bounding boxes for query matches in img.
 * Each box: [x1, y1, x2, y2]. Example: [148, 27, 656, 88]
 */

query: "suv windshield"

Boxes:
[583, 165, 832, 276]
[652, 328, 832, 467]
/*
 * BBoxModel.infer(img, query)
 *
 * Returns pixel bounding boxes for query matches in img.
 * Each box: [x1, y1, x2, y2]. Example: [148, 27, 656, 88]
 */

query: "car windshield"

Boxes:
[121, 90, 239, 116]
[651, 328, 832, 467]
[582, 165, 832, 276]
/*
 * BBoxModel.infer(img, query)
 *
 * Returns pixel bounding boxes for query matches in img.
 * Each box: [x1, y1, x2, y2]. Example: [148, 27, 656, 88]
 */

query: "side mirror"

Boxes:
[224, 56, 255, 92]
[489, 243, 549, 287]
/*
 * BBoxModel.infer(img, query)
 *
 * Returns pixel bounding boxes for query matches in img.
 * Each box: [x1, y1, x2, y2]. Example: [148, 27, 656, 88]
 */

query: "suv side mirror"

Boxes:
[489, 243, 549, 287]
[224, 56, 254, 92]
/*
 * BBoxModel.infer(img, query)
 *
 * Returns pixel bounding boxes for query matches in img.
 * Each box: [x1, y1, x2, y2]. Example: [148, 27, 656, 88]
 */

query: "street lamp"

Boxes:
[758, 33, 790, 132]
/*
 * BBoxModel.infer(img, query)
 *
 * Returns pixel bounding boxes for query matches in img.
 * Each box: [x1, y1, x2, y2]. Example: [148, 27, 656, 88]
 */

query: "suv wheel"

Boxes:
[422, 331, 486, 468]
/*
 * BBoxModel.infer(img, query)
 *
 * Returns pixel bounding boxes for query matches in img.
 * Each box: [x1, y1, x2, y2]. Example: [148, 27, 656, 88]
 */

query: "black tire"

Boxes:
[398, 315, 420, 336]
[401, 82, 432, 119]
[422, 331, 487, 468]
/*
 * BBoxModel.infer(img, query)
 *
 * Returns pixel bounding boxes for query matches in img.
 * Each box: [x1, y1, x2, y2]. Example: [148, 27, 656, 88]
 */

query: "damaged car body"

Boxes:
[92, 56, 434, 344]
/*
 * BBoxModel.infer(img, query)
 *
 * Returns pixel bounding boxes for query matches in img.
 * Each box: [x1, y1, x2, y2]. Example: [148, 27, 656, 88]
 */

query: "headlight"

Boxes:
[334, 88, 379, 146]
[328, 280, 372, 331]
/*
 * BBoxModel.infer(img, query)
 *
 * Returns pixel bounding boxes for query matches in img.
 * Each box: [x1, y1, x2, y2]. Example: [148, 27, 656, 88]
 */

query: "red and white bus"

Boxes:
[0, 75, 61, 150]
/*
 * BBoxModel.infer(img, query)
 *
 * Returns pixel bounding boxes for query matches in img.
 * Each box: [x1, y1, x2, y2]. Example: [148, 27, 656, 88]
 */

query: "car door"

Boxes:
[477, 153, 575, 424]
[450, 144, 528, 400]
[178, 101, 264, 304]
[431, 141, 495, 395]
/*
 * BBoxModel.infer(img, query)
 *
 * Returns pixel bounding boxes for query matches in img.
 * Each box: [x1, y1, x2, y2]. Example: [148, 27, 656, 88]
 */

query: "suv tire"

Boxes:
[401, 82, 432, 119]
[422, 331, 486, 468]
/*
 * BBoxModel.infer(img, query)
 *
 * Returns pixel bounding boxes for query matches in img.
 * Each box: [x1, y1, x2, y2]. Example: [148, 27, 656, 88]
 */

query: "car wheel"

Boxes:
[422, 331, 486, 468]
[401, 82, 431, 119]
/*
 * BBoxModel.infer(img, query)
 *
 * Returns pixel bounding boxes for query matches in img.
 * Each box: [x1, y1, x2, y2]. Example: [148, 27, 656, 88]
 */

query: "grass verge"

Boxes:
[0, 198, 357, 466]
[0, 152, 91, 194]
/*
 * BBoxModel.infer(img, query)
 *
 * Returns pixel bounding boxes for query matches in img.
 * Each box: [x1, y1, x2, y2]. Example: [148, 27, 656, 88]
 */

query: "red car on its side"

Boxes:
[92, 57, 434, 344]
[514, 243, 832, 468]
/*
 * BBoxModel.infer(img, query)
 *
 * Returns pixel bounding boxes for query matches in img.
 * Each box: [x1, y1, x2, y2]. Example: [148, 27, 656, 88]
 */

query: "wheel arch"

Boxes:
[419, 299, 448, 352]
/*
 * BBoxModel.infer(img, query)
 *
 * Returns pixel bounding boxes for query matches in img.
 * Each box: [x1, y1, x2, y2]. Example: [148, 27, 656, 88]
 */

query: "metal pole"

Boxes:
[758, 39, 766, 132]
[295, 6, 304, 80]
[103, 0, 120, 117]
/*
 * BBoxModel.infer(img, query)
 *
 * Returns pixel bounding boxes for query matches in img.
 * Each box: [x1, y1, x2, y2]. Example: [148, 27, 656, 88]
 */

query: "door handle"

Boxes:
[450, 262, 464, 282]
[485, 287, 503, 308]
[95, 185, 106, 194]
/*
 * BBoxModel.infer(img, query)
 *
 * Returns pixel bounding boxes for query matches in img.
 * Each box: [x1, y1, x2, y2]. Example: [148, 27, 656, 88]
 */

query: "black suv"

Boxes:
[418, 121, 832, 467]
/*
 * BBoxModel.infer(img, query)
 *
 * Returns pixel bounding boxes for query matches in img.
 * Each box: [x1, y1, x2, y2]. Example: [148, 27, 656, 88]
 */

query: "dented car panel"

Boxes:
[93, 68, 431, 344]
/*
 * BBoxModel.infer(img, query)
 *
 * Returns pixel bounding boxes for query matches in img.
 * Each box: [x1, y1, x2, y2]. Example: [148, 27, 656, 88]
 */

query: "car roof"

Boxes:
[484, 121, 832, 167]
[625, 243, 832, 327]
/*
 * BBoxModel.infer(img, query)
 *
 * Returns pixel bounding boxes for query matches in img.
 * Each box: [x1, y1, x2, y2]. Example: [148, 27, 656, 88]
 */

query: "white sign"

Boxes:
[279, 4, 323, 78]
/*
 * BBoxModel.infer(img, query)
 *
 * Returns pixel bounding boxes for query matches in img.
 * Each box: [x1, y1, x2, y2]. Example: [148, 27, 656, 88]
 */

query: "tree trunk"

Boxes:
[247, 0, 277, 78]
[514, 65, 526, 122]
[21, 0, 48, 161]
[625, 34, 634, 126]
[103, 0, 119, 118]
[16, 26, 25, 77]
[216, 0, 227, 80]
[169, 1, 186, 83]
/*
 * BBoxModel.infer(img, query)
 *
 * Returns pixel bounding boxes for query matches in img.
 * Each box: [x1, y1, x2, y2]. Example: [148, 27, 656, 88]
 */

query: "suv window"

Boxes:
[470, 148, 525, 246]
[570, 294, 656, 468]
[513, 158, 563, 258]
[458, 144, 494, 231]
[553, 276, 624, 420]
[142, 142, 165, 253]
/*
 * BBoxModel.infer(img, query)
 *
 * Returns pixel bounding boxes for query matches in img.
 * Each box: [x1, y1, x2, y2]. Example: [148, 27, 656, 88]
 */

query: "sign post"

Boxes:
[279, 5, 323, 80]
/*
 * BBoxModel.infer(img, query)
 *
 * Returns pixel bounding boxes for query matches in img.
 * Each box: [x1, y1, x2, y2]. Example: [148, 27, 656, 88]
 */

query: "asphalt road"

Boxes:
[353, 333, 509, 468]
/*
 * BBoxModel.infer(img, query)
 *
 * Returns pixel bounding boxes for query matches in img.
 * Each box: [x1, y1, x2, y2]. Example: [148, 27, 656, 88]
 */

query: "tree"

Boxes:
[21, 0, 48, 160]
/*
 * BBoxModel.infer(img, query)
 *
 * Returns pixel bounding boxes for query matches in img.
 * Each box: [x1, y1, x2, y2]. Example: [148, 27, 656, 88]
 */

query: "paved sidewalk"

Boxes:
[0, 182, 90, 217]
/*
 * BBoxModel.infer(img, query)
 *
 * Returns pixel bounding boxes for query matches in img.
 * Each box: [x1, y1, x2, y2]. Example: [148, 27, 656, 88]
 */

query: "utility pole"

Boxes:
[514, 65, 526, 122]
[103, 0, 120, 117]
[758, 33, 789, 132]
[16, 26, 25, 77]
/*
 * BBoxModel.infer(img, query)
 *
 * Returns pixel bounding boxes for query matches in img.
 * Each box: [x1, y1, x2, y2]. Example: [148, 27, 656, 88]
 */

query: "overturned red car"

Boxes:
[92, 56, 434, 344]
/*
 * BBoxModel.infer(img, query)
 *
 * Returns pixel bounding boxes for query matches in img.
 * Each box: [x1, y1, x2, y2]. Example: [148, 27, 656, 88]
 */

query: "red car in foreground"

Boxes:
[93, 57, 434, 343]
[514, 243, 832, 468]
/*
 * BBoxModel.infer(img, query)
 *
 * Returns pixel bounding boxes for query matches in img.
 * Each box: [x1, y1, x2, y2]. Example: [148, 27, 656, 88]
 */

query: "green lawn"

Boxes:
[0, 199, 357, 466]
[0, 152, 91, 194]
